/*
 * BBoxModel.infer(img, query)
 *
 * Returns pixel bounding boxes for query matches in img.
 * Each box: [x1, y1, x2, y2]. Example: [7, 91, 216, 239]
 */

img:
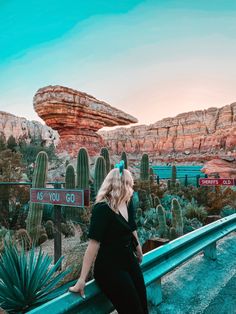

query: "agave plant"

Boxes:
[0, 242, 71, 313]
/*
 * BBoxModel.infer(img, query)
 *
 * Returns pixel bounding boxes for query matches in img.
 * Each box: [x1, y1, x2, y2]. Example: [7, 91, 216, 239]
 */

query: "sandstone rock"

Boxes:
[34, 85, 137, 156]
[100, 103, 236, 162]
[0, 111, 59, 146]
[201, 159, 236, 178]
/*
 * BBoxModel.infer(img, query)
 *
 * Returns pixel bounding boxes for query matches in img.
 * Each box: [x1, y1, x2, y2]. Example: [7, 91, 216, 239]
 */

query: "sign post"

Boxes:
[199, 178, 235, 186]
[53, 183, 62, 266]
[30, 186, 90, 264]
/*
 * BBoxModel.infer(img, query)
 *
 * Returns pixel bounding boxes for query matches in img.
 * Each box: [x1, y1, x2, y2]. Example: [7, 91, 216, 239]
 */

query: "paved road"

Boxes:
[148, 232, 236, 314]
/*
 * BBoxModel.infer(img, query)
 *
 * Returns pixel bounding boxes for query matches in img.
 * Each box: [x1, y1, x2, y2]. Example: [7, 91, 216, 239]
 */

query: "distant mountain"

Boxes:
[99, 103, 236, 163]
[0, 111, 59, 146]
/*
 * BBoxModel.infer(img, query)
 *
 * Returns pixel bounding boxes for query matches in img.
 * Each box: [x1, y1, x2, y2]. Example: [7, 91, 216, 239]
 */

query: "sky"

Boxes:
[0, 0, 236, 128]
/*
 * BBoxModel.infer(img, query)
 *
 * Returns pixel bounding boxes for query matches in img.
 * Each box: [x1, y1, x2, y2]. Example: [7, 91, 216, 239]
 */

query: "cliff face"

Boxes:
[99, 103, 236, 162]
[0, 111, 59, 146]
[34, 85, 137, 156]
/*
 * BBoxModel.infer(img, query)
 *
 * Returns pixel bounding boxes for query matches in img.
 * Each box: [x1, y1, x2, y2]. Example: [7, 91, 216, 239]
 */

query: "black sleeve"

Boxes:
[128, 197, 137, 231]
[88, 202, 109, 242]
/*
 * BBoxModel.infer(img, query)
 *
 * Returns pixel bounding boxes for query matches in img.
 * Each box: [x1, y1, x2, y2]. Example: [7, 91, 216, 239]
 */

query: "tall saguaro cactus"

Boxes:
[121, 151, 128, 169]
[65, 164, 77, 220]
[140, 153, 149, 181]
[100, 147, 111, 175]
[26, 151, 48, 243]
[77, 148, 89, 189]
[171, 198, 183, 237]
[94, 156, 106, 194]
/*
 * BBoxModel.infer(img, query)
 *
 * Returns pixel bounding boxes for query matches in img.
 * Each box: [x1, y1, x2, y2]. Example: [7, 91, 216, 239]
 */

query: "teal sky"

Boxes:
[0, 0, 236, 125]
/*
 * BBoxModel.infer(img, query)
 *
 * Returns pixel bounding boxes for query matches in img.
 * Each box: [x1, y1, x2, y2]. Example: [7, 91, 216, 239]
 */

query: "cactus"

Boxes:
[121, 151, 128, 169]
[37, 227, 48, 245]
[171, 198, 183, 237]
[171, 165, 177, 185]
[153, 196, 161, 208]
[169, 227, 177, 240]
[167, 179, 171, 190]
[61, 222, 75, 238]
[76, 147, 89, 189]
[138, 189, 151, 211]
[94, 156, 106, 194]
[157, 205, 169, 238]
[65, 164, 79, 220]
[140, 153, 149, 181]
[89, 180, 96, 203]
[15, 228, 32, 250]
[26, 151, 48, 244]
[45, 220, 54, 239]
[100, 147, 111, 175]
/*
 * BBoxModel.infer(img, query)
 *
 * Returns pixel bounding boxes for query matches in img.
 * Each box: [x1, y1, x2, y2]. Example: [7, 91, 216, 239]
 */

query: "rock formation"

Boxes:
[100, 103, 236, 163]
[34, 85, 137, 156]
[0, 111, 59, 146]
[201, 159, 236, 178]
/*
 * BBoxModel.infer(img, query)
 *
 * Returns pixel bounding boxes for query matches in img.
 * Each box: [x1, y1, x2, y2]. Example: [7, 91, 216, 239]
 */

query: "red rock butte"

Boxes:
[33, 85, 138, 156]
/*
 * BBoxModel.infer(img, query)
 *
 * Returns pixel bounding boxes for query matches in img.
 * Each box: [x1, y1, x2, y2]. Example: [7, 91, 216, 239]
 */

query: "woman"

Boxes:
[69, 161, 148, 314]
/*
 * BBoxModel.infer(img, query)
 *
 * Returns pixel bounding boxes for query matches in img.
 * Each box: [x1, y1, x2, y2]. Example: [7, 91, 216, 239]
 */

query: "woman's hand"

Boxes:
[135, 244, 143, 264]
[69, 278, 86, 298]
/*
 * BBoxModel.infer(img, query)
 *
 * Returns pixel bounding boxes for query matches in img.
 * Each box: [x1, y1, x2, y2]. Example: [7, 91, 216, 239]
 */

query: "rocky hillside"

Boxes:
[0, 111, 59, 146]
[99, 103, 236, 163]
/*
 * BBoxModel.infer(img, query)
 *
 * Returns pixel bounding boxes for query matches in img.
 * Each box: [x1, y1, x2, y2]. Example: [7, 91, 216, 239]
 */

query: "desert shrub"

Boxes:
[183, 199, 208, 223]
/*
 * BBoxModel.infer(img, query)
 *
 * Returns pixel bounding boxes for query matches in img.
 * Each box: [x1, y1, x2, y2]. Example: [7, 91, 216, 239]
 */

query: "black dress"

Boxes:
[88, 199, 148, 314]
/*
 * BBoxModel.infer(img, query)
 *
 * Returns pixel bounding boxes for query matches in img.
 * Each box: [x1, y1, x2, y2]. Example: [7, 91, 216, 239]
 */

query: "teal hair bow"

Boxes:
[115, 160, 125, 176]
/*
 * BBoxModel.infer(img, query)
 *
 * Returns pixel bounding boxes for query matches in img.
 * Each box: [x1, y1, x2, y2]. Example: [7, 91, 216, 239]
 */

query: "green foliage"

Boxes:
[220, 205, 236, 217]
[17, 137, 58, 181]
[100, 147, 111, 175]
[183, 199, 208, 223]
[7, 135, 17, 152]
[76, 148, 90, 189]
[94, 156, 106, 194]
[121, 151, 128, 169]
[26, 151, 48, 244]
[0, 134, 6, 151]
[140, 153, 149, 181]
[0, 242, 70, 313]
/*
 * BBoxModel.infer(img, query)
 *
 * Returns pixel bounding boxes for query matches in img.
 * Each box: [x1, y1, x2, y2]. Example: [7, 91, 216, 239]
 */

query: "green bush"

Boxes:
[0, 242, 70, 313]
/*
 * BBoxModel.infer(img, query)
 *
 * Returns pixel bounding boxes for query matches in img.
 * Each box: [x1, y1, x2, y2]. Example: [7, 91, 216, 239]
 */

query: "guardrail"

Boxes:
[27, 214, 236, 314]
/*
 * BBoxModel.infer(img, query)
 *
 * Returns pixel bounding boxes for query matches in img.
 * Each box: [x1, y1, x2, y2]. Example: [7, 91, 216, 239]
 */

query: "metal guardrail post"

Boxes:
[204, 242, 217, 260]
[147, 278, 162, 306]
[53, 182, 62, 266]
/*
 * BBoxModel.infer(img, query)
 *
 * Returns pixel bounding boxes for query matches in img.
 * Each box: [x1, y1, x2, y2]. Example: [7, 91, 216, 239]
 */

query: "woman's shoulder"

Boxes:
[93, 201, 111, 212]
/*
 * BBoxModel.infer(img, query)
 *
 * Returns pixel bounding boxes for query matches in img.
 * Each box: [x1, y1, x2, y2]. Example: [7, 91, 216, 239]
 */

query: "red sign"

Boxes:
[199, 178, 235, 186]
[30, 188, 90, 207]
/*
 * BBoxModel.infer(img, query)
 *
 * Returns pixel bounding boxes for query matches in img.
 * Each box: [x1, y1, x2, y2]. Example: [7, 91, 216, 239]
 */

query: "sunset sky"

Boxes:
[0, 0, 236, 127]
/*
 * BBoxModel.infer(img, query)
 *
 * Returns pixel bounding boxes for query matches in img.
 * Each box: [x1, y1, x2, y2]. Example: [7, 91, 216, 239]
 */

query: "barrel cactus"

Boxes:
[45, 220, 54, 239]
[100, 147, 111, 175]
[94, 156, 106, 194]
[26, 151, 48, 244]
[15, 228, 32, 250]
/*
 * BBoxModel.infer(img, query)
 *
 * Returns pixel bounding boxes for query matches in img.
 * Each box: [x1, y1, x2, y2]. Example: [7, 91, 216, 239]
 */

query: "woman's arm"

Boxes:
[132, 230, 143, 264]
[69, 239, 100, 296]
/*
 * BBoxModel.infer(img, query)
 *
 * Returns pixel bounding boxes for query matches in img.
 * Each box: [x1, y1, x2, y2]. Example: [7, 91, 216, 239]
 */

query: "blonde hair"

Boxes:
[95, 168, 134, 212]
